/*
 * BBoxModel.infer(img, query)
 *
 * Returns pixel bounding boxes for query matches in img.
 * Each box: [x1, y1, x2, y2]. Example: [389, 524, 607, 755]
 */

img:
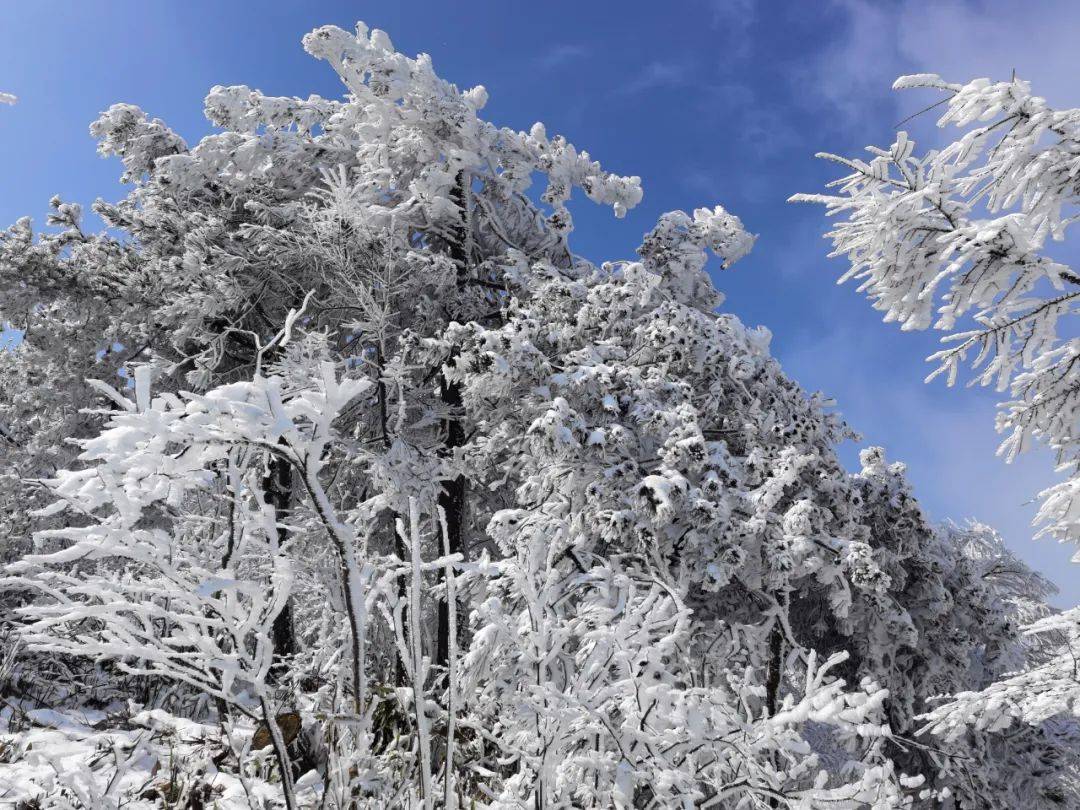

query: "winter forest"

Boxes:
[2, 9, 1080, 809]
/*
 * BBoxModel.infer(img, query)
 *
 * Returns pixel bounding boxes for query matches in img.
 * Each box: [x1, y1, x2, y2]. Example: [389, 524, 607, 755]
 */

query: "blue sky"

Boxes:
[3, 0, 1080, 603]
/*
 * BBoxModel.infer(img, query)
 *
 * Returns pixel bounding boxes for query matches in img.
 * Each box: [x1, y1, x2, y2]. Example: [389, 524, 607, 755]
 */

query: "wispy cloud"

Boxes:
[808, 0, 901, 125]
[619, 61, 693, 95]
[680, 161, 778, 207]
[534, 43, 587, 71]
[705, 0, 757, 58]
[894, 0, 1080, 107]
[810, 0, 1080, 127]
[0, 91, 17, 106]
[702, 83, 799, 157]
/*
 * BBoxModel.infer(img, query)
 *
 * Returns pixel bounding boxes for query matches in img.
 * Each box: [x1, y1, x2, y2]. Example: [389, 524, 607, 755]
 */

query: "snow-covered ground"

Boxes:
[1, 704, 317, 808]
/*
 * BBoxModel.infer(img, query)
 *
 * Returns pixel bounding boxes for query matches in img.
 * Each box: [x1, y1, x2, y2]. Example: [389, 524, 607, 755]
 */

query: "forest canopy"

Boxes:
[0, 20, 1078, 810]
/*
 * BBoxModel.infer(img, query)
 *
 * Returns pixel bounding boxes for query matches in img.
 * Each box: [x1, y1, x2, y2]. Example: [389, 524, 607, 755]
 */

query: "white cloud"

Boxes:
[696, 83, 800, 157]
[705, 0, 758, 58]
[896, 0, 1080, 107]
[798, 0, 1080, 606]
[619, 61, 694, 96]
[812, 0, 1080, 124]
[534, 43, 587, 71]
[812, 0, 900, 122]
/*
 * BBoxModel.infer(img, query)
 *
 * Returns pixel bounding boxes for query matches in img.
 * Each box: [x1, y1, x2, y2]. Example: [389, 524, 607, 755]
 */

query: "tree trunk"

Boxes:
[375, 344, 411, 688]
[765, 621, 782, 717]
[436, 172, 470, 671]
[436, 376, 465, 669]
[264, 451, 297, 681]
[765, 620, 783, 809]
[259, 696, 299, 810]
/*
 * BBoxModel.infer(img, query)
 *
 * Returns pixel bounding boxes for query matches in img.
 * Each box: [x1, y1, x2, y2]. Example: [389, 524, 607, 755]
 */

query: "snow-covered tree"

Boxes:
[844, 451, 1071, 807]
[794, 73, 1080, 808]
[791, 74, 1080, 546]
[0, 24, 1067, 809]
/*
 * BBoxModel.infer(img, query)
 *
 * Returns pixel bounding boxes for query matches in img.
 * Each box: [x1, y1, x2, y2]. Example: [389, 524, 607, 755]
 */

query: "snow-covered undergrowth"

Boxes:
[0, 705, 314, 808]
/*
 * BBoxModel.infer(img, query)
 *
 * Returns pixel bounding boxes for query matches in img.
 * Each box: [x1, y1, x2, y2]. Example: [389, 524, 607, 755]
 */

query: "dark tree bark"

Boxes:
[765, 620, 784, 808]
[264, 450, 297, 680]
[436, 375, 466, 669]
[435, 172, 470, 671]
[765, 621, 783, 717]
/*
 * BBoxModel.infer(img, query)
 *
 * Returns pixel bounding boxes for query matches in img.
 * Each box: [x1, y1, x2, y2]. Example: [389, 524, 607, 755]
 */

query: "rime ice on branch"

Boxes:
[792, 74, 1080, 546]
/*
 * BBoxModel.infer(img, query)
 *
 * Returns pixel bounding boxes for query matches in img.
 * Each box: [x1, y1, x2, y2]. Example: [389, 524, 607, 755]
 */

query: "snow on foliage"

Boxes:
[792, 74, 1080, 547]
[0, 25, 1073, 809]
[796, 71, 1080, 808]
